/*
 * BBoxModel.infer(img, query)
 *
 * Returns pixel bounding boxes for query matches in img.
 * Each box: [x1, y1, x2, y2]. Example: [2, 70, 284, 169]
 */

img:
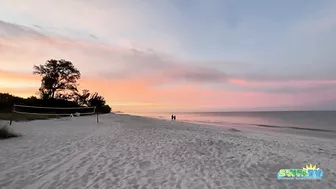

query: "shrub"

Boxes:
[97, 105, 111, 114]
[0, 125, 20, 139]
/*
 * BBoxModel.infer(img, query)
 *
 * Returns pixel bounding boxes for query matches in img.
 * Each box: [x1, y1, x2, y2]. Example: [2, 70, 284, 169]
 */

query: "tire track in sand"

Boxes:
[25, 134, 114, 189]
[0, 125, 106, 174]
[0, 127, 110, 189]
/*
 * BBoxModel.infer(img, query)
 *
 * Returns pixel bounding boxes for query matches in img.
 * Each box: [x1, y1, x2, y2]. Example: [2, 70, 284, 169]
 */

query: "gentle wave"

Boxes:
[136, 111, 336, 134]
[184, 119, 336, 133]
[253, 124, 336, 133]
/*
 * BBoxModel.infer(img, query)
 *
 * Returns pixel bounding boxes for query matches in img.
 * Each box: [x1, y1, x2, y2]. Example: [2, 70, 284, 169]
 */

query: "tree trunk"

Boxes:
[51, 89, 55, 99]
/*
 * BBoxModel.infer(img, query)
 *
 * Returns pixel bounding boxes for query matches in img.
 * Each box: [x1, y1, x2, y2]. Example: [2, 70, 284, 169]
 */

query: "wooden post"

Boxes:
[9, 114, 13, 125]
[9, 105, 14, 125]
[96, 112, 99, 124]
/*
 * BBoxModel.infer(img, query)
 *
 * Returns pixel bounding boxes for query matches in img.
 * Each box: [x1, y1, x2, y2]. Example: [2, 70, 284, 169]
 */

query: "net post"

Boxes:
[94, 106, 99, 124]
[9, 105, 15, 125]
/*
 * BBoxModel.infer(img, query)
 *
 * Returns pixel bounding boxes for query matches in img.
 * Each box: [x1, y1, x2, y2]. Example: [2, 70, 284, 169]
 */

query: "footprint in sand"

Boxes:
[138, 161, 152, 170]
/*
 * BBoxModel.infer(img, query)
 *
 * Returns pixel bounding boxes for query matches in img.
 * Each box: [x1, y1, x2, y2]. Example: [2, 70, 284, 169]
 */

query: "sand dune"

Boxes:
[0, 114, 335, 189]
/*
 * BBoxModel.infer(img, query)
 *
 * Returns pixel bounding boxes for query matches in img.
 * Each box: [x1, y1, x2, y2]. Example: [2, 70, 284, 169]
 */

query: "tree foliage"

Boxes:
[88, 92, 106, 108]
[75, 90, 106, 107]
[0, 93, 80, 113]
[33, 59, 81, 99]
[1, 59, 111, 114]
[74, 89, 91, 106]
[74, 90, 111, 113]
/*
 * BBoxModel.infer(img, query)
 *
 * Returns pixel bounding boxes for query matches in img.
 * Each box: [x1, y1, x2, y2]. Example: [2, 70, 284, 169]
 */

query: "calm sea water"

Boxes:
[134, 111, 336, 138]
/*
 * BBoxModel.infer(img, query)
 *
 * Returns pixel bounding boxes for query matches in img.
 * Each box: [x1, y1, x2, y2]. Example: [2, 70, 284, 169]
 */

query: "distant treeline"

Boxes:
[0, 93, 111, 114]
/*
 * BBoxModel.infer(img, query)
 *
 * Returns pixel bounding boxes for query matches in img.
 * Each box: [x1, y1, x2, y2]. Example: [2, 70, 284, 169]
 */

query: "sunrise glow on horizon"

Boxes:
[1, 0, 336, 113]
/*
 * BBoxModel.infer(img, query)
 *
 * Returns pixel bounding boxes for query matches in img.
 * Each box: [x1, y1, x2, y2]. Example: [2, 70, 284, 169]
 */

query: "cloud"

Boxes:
[0, 87, 37, 98]
[0, 0, 184, 54]
[3, 68, 336, 112]
[0, 69, 39, 82]
[0, 20, 44, 38]
[0, 18, 333, 86]
[1, 13, 336, 112]
[263, 83, 336, 94]
[1, 19, 229, 85]
[1, 19, 336, 91]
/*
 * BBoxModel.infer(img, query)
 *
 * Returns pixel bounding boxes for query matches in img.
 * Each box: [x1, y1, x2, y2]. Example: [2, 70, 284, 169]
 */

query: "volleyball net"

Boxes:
[12, 104, 96, 117]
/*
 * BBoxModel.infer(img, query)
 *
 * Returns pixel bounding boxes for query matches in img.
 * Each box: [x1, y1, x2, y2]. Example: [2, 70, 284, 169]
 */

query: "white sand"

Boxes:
[0, 114, 335, 189]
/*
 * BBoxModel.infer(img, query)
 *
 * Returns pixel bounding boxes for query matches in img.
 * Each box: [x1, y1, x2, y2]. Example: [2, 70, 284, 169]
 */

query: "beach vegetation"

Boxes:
[0, 124, 20, 139]
[0, 58, 112, 121]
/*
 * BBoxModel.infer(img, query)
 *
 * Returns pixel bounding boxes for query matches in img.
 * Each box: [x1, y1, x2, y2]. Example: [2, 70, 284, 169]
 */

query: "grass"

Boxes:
[0, 113, 61, 122]
[0, 124, 21, 139]
[0, 112, 60, 140]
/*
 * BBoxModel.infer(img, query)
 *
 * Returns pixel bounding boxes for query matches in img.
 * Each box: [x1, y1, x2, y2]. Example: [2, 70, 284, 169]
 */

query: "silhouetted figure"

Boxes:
[173, 115, 176, 120]
[171, 114, 174, 120]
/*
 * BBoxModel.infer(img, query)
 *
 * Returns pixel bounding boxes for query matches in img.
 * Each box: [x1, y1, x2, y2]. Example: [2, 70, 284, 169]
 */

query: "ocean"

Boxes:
[134, 111, 336, 139]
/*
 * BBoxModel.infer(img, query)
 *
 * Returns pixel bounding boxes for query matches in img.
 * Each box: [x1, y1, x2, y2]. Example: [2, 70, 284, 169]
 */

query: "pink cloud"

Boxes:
[2, 68, 336, 112]
[1, 20, 336, 112]
[227, 78, 336, 87]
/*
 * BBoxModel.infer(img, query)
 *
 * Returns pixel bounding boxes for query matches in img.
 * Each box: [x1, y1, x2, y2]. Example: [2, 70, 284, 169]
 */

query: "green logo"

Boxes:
[277, 164, 323, 180]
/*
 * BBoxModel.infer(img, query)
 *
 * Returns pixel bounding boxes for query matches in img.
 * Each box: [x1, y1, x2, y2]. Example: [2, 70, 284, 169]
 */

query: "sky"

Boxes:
[1, 0, 336, 112]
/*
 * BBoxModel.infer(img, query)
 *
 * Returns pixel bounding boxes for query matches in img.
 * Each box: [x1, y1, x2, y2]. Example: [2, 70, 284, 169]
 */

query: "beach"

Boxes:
[137, 111, 336, 139]
[0, 114, 335, 189]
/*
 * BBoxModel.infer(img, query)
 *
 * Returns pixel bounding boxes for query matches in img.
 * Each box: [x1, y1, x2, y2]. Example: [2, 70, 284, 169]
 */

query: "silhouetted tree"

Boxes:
[100, 104, 112, 113]
[0, 58, 111, 114]
[75, 90, 111, 113]
[88, 92, 106, 108]
[55, 93, 76, 101]
[33, 59, 81, 99]
[74, 89, 91, 106]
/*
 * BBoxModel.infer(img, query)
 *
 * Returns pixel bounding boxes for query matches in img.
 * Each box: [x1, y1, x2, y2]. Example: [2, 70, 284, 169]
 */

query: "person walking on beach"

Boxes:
[173, 115, 176, 120]
[171, 114, 174, 121]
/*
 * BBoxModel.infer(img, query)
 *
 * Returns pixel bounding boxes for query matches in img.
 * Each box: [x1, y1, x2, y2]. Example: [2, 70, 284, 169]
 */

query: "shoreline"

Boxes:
[126, 113, 336, 141]
[0, 114, 335, 188]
